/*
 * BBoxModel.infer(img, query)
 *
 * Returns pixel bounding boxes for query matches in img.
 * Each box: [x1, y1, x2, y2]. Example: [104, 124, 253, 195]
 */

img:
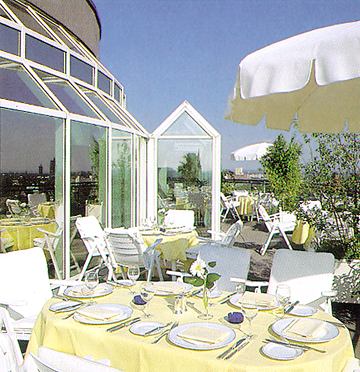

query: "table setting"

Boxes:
[27, 265, 354, 372]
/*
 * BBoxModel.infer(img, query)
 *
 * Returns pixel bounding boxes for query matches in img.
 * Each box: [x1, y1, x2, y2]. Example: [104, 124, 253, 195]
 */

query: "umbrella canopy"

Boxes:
[226, 21, 360, 133]
[231, 142, 273, 161]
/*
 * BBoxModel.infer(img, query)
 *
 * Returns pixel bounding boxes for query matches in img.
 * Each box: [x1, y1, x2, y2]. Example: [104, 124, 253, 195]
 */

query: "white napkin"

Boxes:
[240, 292, 276, 307]
[178, 326, 228, 344]
[76, 306, 120, 321]
[285, 319, 326, 339]
[67, 286, 93, 296]
[152, 282, 184, 294]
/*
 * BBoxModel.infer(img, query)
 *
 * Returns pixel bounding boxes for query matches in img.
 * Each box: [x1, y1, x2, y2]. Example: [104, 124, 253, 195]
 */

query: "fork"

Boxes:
[61, 301, 95, 319]
[151, 321, 178, 344]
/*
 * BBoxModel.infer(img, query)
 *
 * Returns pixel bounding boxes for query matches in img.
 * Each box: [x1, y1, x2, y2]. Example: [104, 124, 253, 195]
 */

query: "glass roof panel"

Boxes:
[0, 59, 57, 108]
[0, 23, 20, 55]
[163, 112, 209, 136]
[26, 34, 65, 72]
[0, 4, 11, 18]
[4, 0, 54, 39]
[36, 70, 99, 118]
[83, 90, 121, 124]
[70, 55, 93, 85]
[98, 70, 111, 94]
[114, 83, 121, 103]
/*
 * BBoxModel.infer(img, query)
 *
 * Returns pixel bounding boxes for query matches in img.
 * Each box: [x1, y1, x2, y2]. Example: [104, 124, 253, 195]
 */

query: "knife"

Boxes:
[216, 337, 247, 359]
[151, 321, 179, 344]
[284, 300, 300, 313]
[144, 322, 172, 336]
[265, 339, 326, 353]
[224, 337, 251, 359]
[106, 317, 141, 332]
[219, 291, 237, 304]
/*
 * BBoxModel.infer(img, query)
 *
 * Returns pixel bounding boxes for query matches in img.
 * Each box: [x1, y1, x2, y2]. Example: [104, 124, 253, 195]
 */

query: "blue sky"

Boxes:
[93, 0, 359, 170]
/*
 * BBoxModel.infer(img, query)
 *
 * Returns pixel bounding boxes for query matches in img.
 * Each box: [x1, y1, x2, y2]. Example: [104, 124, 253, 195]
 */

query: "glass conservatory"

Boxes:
[0, 0, 221, 279]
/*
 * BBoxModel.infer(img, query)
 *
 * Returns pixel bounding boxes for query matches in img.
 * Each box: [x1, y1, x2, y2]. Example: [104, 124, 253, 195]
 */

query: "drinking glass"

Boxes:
[127, 265, 140, 293]
[275, 284, 291, 308]
[242, 303, 258, 336]
[140, 284, 154, 318]
[236, 281, 246, 307]
[84, 270, 99, 295]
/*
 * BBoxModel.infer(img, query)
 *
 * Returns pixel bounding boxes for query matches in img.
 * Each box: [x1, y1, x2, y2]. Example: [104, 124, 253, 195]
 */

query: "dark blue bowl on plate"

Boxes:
[227, 311, 244, 324]
[133, 295, 146, 305]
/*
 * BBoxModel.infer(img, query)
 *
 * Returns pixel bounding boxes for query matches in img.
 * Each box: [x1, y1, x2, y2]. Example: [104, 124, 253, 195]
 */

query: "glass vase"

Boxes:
[199, 286, 213, 320]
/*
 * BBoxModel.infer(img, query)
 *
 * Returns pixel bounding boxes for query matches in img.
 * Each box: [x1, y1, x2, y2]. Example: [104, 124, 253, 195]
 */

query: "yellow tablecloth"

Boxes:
[236, 196, 255, 217]
[0, 220, 56, 250]
[292, 220, 316, 245]
[142, 230, 199, 261]
[27, 286, 354, 372]
[37, 203, 56, 219]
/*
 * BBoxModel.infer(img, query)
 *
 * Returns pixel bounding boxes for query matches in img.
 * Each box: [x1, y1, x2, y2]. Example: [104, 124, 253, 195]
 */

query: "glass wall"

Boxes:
[0, 108, 64, 277]
[111, 129, 132, 228]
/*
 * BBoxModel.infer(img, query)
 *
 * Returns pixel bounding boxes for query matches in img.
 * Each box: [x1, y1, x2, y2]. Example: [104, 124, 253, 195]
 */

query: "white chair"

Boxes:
[0, 247, 78, 341]
[220, 193, 240, 221]
[6, 199, 25, 217]
[28, 193, 47, 216]
[342, 357, 360, 372]
[243, 249, 336, 314]
[105, 228, 164, 282]
[0, 229, 14, 253]
[163, 209, 195, 229]
[34, 216, 81, 279]
[258, 205, 296, 255]
[76, 216, 113, 281]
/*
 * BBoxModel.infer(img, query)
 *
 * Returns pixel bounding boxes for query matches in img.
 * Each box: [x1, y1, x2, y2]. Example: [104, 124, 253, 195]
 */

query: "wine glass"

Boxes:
[242, 303, 258, 336]
[275, 284, 291, 308]
[236, 281, 246, 306]
[127, 265, 140, 293]
[84, 270, 99, 297]
[140, 284, 154, 318]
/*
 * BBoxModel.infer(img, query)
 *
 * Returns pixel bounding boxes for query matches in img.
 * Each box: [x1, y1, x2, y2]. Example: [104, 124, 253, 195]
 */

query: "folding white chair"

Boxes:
[5, 199, 25, 217]
[220, 193, 240, 221]
[241, 249, 336, 314]
[258, 205, 296, 255]
[163, 209, 195, 229]
[105, 228, 164, 282]
[28, 193, 47, 217]
[75, 216, 112, 281]
[0, 247, 78, 341]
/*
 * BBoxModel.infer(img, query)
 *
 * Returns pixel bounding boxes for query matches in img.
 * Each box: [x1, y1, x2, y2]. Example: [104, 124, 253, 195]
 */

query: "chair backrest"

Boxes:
[164, 209, 194, 229]
[0, 247, 52, 318]
[220, 192, 229, 206]
[258, 205, 272, 231]
[105, 228, 145, 267]
[28, 193, 47, 208]
[267, 249, 335, 304]
[76, 216, 106, 255]
[6, 199, 22, 215]
[196, 245, 251, 291]
[0, 308, 24, 372]
[221, 220, 243, 247]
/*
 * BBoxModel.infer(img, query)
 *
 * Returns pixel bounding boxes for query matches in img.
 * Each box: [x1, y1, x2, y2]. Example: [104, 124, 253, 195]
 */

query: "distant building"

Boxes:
[49, 158, 55, 176]
[38, 164, 43, 175]
[235, 167, 243, 176]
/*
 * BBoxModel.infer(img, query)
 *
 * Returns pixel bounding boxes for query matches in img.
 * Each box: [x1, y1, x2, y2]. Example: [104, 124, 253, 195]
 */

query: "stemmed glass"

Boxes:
[242, 303, 258, 336]
[84, 270, 99, 298]
[236, 281, 246, 305]
[127, 265, 140, 294]
[275, 284, 291, 310]
[140, 284, 154, 318]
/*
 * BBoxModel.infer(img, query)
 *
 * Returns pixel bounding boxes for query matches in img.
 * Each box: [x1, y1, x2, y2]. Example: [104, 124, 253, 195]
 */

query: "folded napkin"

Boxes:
[49, 301, 81, 312]
[76, 306, 120, 321]
[152, 282, 184, 294]
[239, 292, 276, 307]
[178, 326, 228, 344]
[68, 286, 93, 296]
[285, 319, 326, 339]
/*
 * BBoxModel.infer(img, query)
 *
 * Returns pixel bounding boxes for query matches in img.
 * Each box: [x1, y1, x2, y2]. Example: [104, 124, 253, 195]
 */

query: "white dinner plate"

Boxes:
[261, 342, 303, 360]
[229, 293, 278, 310]
[64, 283, 113, 299]
[73, 303, 132, 325]
[115, 279, 135, 287]
[145, 282, 193, 296]
[130, 321, 165, 336]
[272, 318, 339, 343]
[49, 301, 82, 312]
[288, 305, 317, 317]
[168, 322, 236, 351]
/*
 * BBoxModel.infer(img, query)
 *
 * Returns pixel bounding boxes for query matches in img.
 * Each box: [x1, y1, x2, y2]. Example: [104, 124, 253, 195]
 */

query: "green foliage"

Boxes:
[260, 135, 302, 211]
[177, 152, 202, 187]
[299, 133, 360, 259]
[221, 181, 237, 196]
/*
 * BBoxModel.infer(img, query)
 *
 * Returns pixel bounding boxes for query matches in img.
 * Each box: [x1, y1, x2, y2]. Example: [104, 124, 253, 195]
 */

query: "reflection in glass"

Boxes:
[163, 112, 209, 136]
[26, 35, 65, 72]
[98, 70, 111, 94]
[36, 70, 99, 118]
[0, 108, 64, 277]
[0, 23, 19, 55]
[70, 121, 107, 226]
[111, 130, 132, 227]
[157, 139, 212, 230]
[0, 60, 56, 108]
[70, 55, 93, 84]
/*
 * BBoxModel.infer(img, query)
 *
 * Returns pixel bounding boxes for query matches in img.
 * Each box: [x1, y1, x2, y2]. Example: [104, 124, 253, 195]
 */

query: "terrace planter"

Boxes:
[333, 259, 360, 304]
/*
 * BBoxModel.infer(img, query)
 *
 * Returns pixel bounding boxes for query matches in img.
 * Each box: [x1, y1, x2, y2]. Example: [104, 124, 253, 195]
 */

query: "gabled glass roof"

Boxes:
[0, 59, 57, 108]
[163, 112, 209, 136]
[0, 23, 19, 55]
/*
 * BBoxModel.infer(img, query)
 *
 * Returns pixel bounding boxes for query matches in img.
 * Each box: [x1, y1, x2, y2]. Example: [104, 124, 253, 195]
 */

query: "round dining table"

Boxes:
[27, 284, 354, 372]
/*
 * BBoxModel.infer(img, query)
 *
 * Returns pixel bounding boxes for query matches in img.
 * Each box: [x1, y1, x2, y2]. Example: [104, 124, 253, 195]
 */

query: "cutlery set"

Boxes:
[217, 336, 251, 359]
[107, 317, 141, 332]
[152, 322, 179, 344]
[264, 338, 326, 353]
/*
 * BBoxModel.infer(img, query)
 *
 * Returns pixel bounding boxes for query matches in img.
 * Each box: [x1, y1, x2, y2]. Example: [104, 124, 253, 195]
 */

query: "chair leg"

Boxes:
[156, 258, 164, 281]
[78, 254, 93, 281]
[278, 227, 293, 250]
[47, 248, 62, 280]
[260, 228, 276, 255]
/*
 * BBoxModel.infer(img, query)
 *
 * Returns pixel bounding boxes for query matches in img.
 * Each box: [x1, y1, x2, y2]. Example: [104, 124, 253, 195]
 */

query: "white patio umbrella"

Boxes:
[231, 142, 273, 161]
[226, 21, 360, 133]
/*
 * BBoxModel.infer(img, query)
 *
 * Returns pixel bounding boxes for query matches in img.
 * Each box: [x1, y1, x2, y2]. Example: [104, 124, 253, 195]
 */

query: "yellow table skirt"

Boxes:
[236, 196, 255, 217]
[37, 203, 55, 219]
[27, 286, 354, 372]
[292, 221, 316, 246]
[143, 230, 199, 261]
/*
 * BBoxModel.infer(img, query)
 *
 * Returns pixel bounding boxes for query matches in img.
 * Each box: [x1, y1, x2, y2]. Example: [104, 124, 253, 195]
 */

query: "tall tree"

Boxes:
[178, 152, 202, 187]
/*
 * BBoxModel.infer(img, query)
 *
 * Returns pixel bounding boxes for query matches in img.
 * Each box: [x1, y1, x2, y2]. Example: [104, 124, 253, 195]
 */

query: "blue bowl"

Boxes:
[227, 311, 244, 324]
[133, 295, 146, 305]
